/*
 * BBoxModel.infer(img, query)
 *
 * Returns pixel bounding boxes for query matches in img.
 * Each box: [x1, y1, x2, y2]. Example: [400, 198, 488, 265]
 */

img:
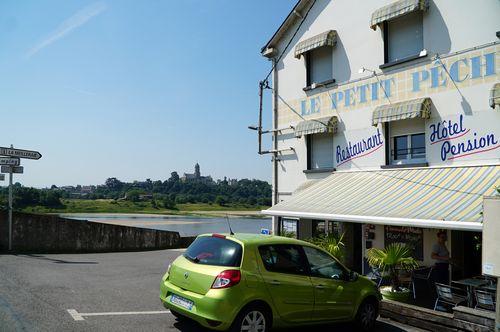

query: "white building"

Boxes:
[259, 0, 500, 276]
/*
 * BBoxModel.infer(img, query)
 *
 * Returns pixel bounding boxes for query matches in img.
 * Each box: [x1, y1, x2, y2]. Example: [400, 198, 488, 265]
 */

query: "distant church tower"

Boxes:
[194, 163, 201, 178]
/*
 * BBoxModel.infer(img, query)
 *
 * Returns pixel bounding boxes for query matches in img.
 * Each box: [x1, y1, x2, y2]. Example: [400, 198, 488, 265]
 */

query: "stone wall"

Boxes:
[0, 211, 192, 253]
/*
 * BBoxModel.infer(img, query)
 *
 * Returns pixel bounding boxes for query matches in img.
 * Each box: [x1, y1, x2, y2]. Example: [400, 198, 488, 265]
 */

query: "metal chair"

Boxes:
[412, 266, 434, 299]
[474, 289, 496, 311]
[366, 267, 384, 287]
[434, 283, 467, 311]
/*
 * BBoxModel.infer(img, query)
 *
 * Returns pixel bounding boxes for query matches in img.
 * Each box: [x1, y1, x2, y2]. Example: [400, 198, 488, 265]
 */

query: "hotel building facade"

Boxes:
[260, 0, 500, 276]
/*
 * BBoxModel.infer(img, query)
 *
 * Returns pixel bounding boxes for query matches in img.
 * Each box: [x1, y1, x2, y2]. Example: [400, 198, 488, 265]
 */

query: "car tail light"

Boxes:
[211, 270, 241, 289]
[212, 233, 226, 239]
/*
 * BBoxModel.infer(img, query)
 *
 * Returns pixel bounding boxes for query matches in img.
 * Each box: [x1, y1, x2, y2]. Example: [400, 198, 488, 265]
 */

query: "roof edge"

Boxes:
[260, 0, 311, 56]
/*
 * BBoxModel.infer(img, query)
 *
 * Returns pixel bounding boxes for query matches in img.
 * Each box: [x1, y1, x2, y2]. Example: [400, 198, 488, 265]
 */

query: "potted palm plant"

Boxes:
[366, 243, 418, 302]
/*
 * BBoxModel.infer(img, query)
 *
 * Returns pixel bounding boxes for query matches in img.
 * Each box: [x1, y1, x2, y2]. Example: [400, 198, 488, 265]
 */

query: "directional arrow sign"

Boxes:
[0, 174, 4, 181]
[0, 157, 20, 166]
[0, 147, 41, 160]
[1, 165, 23, 174]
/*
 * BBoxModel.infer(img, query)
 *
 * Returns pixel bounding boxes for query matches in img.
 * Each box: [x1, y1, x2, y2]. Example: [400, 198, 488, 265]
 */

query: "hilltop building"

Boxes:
[181, 163, 213, 183]
[259, 0, 499, 278]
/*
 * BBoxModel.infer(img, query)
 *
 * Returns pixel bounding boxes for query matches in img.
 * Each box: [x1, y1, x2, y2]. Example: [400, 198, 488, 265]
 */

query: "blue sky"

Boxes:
[0, 0, 294, 188]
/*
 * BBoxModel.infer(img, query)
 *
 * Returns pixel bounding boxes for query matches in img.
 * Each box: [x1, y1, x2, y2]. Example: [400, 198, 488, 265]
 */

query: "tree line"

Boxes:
[0, 172, 272, 210]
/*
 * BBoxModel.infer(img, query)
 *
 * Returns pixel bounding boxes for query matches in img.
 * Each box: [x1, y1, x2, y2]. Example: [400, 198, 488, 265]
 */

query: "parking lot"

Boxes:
[0, 249, 425, 332]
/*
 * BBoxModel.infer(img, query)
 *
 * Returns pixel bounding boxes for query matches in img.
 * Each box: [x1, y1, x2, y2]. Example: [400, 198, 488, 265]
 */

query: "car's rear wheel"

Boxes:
[230, 305, 270, 332]
[355, 298, 378, 331]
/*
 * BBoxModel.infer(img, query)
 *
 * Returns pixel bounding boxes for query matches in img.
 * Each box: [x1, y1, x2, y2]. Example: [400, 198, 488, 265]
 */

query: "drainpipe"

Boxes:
[272, 57, 279, 235]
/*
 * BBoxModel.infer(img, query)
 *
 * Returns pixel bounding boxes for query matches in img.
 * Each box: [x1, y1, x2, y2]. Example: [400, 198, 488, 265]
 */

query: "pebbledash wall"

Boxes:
[261, 0, 500, 268]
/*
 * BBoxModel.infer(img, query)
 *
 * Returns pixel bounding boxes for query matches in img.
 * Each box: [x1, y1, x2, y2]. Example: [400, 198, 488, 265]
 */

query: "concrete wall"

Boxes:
[0, 211, 191, 253]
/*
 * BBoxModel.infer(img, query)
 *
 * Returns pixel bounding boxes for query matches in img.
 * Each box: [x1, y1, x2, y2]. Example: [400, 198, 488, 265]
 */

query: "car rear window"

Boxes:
[184, 236, 242, 267]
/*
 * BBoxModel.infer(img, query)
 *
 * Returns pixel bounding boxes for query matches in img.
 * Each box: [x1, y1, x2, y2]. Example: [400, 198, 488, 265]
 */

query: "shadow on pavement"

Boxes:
[14, 254, 99, 264]
[171, 318, 409, 332]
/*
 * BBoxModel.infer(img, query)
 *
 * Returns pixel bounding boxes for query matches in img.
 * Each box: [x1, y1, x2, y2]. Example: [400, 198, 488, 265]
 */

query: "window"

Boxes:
[388, 118, 426, 165]
[306, 47, 333, 86]
[303, 246, 347, 280]
[392, 133, 426, 163]
[184, 236, 242, 267]
[258, 245, 308, 275]
[312, 220, 326, 238]
[307, 133, 334, 170]
[280, 218, 298, 238]
[384, 12, 423, 64]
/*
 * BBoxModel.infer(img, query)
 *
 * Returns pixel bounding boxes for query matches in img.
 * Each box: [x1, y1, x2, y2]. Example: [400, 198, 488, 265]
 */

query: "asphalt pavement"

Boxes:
[0, 249, 426, 332]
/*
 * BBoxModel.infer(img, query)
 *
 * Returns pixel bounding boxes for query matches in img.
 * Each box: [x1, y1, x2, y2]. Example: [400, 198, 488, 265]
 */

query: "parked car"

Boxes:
[160, 233, 381, 332]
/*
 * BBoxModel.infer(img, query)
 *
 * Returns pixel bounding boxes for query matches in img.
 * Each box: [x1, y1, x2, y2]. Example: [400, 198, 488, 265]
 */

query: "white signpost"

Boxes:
[0, 145, 42, 251]
[1, 166, 23, 174]
[0, 157, 20, 166]
[0, 147, 41, 160]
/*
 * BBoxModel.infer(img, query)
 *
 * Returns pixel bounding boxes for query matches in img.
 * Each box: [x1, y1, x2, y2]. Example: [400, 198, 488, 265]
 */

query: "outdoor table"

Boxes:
[479, 283, 497, 292]
[452, 278, 489, 307]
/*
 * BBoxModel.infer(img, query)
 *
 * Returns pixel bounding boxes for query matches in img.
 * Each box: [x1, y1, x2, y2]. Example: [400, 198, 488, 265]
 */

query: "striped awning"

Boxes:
[294, 116, 338, 138]
[294, 30, 337, 59]
[263, 165, 500, 231]
[372, 97, 431, 126]
[370, 0, 429, 30]
[490, 83, 500, 109]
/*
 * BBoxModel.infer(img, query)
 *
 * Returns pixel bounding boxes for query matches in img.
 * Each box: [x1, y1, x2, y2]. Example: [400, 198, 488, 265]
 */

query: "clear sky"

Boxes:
[0, 0, 295, 188]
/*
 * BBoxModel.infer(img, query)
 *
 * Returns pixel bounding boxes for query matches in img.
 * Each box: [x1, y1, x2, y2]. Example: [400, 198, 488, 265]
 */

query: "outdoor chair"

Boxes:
[474, 289, 496, 311]
[412, 266, 434, 299]
[434, 283, 467, 311]
[366, 267, 384, 288]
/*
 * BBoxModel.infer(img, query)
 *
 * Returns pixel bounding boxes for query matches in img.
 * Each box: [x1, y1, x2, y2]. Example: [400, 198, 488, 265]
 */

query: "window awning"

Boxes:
[294, 30, 337, 59]
[294, 116, 338, 138]
[370, 0, 429, 30]
[372, 97, 431, 126]
[490, 83, 500, 109]
[263, 165, 500, 231]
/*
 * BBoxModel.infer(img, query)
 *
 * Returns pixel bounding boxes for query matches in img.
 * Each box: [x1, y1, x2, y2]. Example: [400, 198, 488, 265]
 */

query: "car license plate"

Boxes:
[170, 294, 194, 310]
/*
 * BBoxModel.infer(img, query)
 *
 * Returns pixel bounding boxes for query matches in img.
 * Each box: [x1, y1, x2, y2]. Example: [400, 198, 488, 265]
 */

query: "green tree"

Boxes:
[215, 195, 227, 206]
[162, 196, 177, 210]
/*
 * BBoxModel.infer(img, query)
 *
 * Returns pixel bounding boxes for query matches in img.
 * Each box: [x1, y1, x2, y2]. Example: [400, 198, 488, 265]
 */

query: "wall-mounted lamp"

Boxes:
[358, 67, 376, 75]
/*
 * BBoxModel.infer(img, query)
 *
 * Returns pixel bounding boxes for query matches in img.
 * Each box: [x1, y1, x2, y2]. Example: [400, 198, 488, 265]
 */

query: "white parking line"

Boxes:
[67, 309, 171, 321]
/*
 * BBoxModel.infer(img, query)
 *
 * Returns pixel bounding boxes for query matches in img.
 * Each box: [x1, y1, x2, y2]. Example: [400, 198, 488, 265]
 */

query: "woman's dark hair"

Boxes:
[437, 230, 447, 237]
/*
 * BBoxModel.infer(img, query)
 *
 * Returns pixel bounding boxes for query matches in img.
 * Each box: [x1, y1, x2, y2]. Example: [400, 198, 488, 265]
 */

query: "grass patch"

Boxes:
[21, 199, 267, 215]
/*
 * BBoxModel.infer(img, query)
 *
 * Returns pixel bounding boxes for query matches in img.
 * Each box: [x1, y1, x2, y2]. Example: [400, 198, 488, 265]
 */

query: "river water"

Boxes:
[59, 214, 272, 237]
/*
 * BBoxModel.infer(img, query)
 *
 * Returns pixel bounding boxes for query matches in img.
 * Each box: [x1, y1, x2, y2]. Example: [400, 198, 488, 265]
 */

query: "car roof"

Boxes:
[198, 233, 312, 247]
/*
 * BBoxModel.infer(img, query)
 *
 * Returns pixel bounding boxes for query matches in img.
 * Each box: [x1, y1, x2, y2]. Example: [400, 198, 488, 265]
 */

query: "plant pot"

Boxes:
[380, 286, 411, 302]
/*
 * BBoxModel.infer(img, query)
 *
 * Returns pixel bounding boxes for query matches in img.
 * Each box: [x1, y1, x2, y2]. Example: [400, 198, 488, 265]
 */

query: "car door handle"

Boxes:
[269, 280, 281, 285]
[315, 284, 326, 289]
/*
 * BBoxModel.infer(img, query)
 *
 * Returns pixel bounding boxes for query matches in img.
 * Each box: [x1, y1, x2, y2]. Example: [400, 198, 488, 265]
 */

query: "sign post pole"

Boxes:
[8, 166, 12, 251]
[0, 144, 41, 251]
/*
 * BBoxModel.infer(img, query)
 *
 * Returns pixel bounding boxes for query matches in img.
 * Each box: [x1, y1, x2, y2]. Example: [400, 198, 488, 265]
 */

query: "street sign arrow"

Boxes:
[0, 147, 41, 160]
[1, 165, 23, 174]
[0, 174, 4, 181]
[0, 157, 20, 166]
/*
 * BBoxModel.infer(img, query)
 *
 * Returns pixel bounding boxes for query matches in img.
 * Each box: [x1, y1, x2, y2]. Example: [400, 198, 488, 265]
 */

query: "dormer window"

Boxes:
[294, 30, 337, 90]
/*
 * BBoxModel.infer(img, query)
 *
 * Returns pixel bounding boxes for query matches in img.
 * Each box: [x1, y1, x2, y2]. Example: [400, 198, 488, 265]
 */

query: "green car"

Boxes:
[160, 233, 381, 332]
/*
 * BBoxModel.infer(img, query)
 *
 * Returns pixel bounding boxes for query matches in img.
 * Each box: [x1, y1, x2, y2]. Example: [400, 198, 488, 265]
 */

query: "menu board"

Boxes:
[384, 226, 423, 261]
